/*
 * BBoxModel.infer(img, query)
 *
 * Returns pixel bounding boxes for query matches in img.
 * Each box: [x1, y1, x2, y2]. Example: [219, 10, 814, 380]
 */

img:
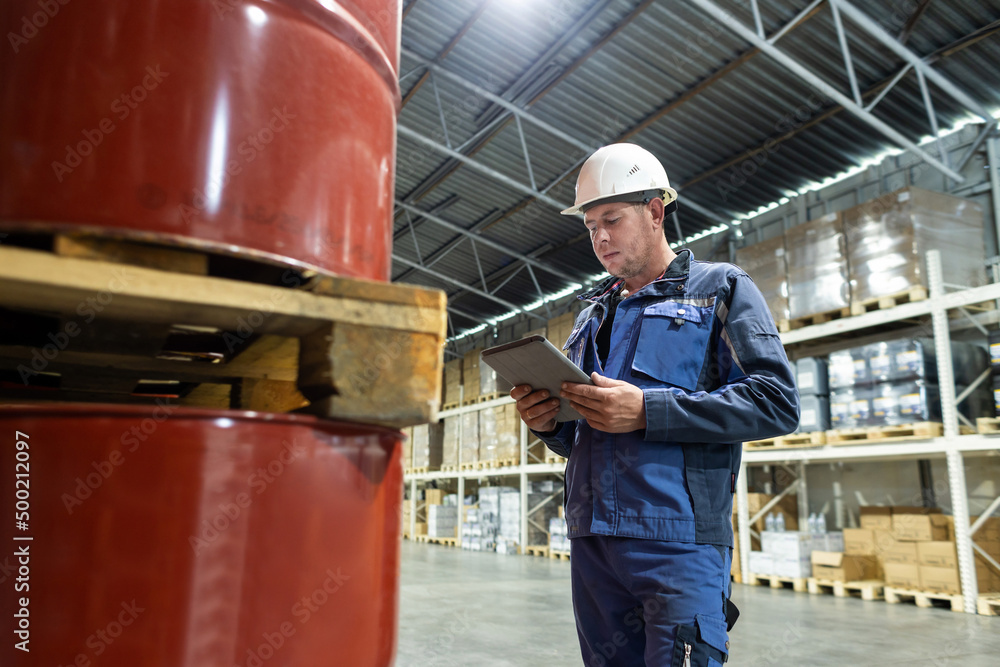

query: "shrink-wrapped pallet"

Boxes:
[735, 234, 788, 325]
[786, 213, 849, 320]
[843, 188, 984, 308]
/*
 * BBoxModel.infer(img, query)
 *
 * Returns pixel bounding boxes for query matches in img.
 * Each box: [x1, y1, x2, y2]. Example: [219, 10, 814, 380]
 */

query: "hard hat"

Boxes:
[561, 143, 678, 216]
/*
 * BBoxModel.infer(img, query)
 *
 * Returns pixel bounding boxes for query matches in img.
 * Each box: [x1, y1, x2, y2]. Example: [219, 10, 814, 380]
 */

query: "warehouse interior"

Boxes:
[1, 0, 1000, 666]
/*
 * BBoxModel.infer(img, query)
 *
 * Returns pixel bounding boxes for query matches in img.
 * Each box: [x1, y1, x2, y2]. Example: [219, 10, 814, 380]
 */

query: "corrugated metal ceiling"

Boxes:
[393, 0, 1000, 335]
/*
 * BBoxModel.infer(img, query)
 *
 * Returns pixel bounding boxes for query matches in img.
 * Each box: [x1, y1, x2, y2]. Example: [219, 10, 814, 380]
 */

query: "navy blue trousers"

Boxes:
[570, 536, 731, 666]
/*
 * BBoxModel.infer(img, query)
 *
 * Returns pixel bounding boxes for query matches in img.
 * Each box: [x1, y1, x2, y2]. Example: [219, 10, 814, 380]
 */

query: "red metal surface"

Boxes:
[0, 405, 403, 666]
[0, 0, 401, 280]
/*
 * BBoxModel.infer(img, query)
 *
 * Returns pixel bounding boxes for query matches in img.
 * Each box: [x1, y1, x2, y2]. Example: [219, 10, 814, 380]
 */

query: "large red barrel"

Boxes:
[0, 0, 401, 280]
[0, 405, 403, 666]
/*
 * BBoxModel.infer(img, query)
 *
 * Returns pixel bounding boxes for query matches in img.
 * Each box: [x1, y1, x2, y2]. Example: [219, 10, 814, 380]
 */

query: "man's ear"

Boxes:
[648, 197, 665, 229]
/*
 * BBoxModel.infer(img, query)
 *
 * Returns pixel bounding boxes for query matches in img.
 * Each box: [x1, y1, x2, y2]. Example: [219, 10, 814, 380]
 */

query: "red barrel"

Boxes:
[0, 0, 401, 280]
[0, 405, 403, 666]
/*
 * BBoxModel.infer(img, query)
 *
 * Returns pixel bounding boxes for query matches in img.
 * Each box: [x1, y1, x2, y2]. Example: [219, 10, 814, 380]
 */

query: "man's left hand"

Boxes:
[561, 372, 647, 433]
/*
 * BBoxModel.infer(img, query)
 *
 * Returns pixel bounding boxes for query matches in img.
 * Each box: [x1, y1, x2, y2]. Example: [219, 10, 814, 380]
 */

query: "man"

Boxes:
[512, 143, 799, 666]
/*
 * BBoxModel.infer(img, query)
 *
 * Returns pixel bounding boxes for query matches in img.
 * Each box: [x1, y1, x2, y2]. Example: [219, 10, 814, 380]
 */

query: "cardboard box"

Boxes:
[742, 493, 799, 532]
[762, 531, 814, 559]
[972, 515, 1000, 542]
[749, 551, 774, 576]
[920, 565, 961, 595]
[414, 522, 427, 536]
[883, 562, 921, 588]
[859, 506, 892, 530]
[811, 552, 879, 582]
[917, 541, 957, 568]
[893, 513, 950, 541]
[882, 541, 919, 565]
[843, 528, 877, 556]
[774, 557, 812, 579]
[425, 489, 447, 505]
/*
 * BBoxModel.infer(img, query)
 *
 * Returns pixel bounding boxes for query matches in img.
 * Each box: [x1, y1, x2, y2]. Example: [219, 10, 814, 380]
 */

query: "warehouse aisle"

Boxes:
[396, 541, 1000, 666]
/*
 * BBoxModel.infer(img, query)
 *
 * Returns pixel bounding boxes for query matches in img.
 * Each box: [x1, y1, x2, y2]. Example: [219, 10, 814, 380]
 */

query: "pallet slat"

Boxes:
[807, 578, 884, 601]
[884, 586, 964, 612]
[744, 573, 808, 592]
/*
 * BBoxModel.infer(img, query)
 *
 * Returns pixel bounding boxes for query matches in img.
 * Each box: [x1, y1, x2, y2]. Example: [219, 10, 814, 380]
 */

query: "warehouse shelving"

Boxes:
[405, 394, 566, 553]
[405, 253, 1000, 612]
[737, 250, 1000, 614]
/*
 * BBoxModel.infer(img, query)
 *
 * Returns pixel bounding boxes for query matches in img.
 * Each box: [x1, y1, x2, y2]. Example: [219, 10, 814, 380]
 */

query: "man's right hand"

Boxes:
[511, 384, 561, 433]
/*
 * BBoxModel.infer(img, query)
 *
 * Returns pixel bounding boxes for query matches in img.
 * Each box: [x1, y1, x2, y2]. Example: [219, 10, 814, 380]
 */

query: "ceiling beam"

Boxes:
[686, 0, 963, 182]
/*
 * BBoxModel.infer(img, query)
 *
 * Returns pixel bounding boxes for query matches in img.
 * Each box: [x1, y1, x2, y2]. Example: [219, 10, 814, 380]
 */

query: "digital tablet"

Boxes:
[480, 335, 592, 422]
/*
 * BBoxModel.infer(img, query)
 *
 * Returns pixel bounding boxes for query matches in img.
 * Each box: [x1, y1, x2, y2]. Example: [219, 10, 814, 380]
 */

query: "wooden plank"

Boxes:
[0, 246, 445, 336]
[180, 383, 232, 408]
[236, 378, 309, 413]
[55, 234, 209, 275]
[298, 323, 443, 427]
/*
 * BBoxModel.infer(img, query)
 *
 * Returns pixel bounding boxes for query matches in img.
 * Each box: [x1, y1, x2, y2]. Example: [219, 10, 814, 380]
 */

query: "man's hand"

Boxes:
[511, 384, 561, 433]
[561, 372, 646, 433]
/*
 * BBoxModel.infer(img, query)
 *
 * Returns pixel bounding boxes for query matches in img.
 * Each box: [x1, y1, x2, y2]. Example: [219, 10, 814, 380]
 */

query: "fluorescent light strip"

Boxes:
[446, 110, 1000, 343]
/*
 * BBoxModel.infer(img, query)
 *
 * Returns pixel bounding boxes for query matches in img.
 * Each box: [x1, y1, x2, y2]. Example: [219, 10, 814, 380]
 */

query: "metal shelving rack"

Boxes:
[405, 394, 565, 550]
[736, 250, 1000, 614]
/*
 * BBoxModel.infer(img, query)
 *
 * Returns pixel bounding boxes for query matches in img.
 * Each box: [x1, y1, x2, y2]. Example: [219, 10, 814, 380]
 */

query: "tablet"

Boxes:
[480, 335, 592, 422]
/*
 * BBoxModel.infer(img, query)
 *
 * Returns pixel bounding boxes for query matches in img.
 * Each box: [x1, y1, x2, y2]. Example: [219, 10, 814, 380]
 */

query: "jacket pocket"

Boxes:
[632, 301, 711, 391]
[672, 614, 729, 666]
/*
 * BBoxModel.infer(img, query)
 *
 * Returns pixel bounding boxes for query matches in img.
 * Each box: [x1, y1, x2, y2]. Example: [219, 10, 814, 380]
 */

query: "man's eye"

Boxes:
[608, 218, 620, 225]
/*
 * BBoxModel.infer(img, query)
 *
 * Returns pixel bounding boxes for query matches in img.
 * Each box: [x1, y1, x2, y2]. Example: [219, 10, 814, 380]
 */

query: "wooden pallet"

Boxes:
[441, 401, 461, 411]
[408, 467, 430, 475]
[884, 586, 964, 612]
[550, 549, 571, 561]
[976, 594, 1000, 616]
[977, 417, 1000, 435]
[524, 545, 550, 558]
[461, 392, 501, 405]
[544, 454, 567, 464]
[731, 572, 743, 585]
[745, 573, 808, 592]
[807, 578, 884, 601]
[0, 236, 446, 426]
[850, 287, 928, 316]
[476, 457, 518, 470]
[438, 465, 459, 473]
[745, 431, 826, 450]
[778, 307, 851, 333]
[826, 422, 949, 445]
[458, 462, 478, 471]
[425, 536, 459, 547]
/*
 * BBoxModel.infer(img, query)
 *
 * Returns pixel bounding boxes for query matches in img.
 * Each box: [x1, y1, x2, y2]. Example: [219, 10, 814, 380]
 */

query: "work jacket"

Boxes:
[536, 250, 799, 547]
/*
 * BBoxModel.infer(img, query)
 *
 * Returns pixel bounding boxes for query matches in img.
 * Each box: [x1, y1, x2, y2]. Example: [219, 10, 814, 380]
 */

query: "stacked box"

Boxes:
[460, 410, 480, 466]
[735, 235, 789, 324]
[812, 551, 879, 582]
[991, 330, 1000, 416]
[761, 531, 814, 578]
[786, 213, 849, 320]
[402, 499, 412, 537]
[478, 407, 498, 465]
[546, 311, 578, 355]
[550, 517, 569, 552]
[411, 423, 444, 470]
[479, 355, 513, 397]
[749, 551, 774, 576]
[527, 481, 561, 546]
[441, 417, 460, 468]
[843, 187, 985, 308]
[462, 349, 482, 401]
[401, 427, 413, 470]
[461, 507, 499, 552]
[427, 505, 458, 538]
[795, 357, 830, 433]
[498, 489, 522, 554]
[495, 403, 521, 462]
[443, 358, 463, 405]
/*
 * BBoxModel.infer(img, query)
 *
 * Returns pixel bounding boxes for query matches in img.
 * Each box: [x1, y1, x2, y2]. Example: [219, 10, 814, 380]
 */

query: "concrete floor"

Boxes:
[396, 541, 1000, 666]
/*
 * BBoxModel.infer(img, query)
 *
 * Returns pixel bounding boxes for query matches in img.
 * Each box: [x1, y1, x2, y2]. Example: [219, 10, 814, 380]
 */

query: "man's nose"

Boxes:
[593, 227, 609, 243]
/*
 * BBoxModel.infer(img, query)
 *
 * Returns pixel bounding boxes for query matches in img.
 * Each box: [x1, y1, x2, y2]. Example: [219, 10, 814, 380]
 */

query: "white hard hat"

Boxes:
[561, 143, 678, 216]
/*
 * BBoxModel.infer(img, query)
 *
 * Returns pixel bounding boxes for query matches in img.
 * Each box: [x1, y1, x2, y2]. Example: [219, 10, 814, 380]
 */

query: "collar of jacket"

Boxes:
[578, 249, 693, 303]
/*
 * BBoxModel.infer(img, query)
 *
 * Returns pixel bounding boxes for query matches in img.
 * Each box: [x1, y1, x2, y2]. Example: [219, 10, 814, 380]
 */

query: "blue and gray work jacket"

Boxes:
[536, 249, 799, 547]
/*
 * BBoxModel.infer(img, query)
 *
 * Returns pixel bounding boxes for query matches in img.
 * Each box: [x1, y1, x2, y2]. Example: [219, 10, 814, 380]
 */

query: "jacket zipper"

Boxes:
[683, 643, 692, 667]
